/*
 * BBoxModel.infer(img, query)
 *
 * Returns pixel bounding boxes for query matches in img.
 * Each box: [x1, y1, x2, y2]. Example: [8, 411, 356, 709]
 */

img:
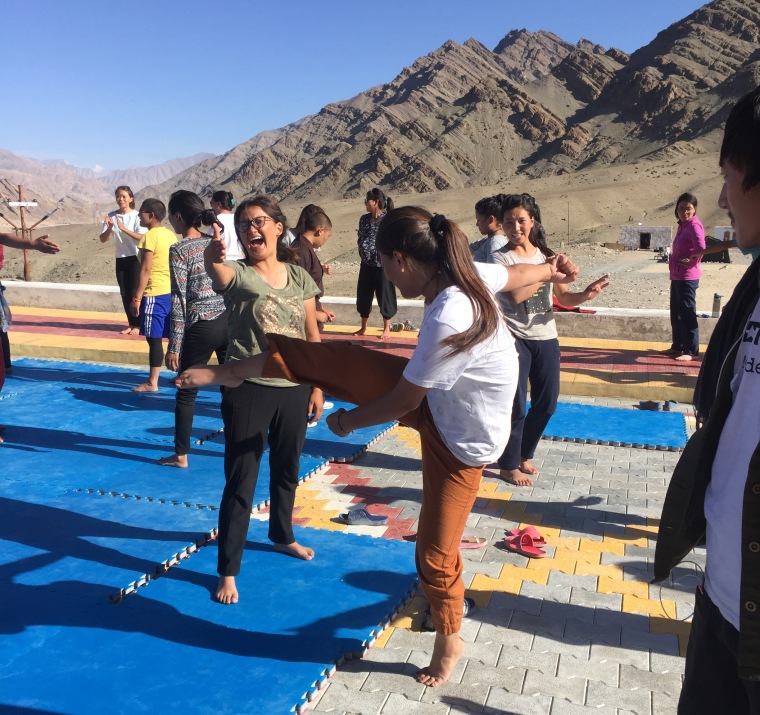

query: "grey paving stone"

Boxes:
[488, 591, 542, 614]
[541, 600, 594, 625]
[498, 646, 559, 675]
[586, 681, 652, 714]
[511, 610, 566, 638]
[380, 693, 450, 714]
[590, 644, 650, 668]
[364, 646, 414, 664]
[484, 688, 552, 714]
[649, 652, 686, 674]
[547, 572, 598, 591]
[651, 688, 681, 715]
[557, 653, 618, 686]
[563, 620, 621, 647]
[548, 700, 617, 715]
[313, 683, 388, 714]
[522, 670, 587, 703]
[461, 640, 502, 667]
[477, 621, 535, 649]
[569, 588, 622, 610]
[521, 580, 571, 604]
[362, 664, 430, 699]
[620, 630, 680, 656]
[420, 681, 491, 712]
[460, 660, 527, 689]
[533, 633, 590, 659]
[619, 664, 683, 694]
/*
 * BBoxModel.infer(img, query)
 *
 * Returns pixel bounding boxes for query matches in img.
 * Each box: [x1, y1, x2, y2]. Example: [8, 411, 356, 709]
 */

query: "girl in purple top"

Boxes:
[667, 192, 706, 361]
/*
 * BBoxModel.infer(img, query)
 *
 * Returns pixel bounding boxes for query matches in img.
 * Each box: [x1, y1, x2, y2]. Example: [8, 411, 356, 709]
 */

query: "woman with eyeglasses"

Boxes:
[355, 188, 397, 339]
[157, 190, 228, 469]
[202, 196, 323, 605]
[208, 190, 245, 261]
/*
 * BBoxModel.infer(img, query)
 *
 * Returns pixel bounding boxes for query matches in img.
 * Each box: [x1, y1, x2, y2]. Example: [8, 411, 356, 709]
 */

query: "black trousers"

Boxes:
[356, 263, 397, 319]
[173, 315, 227, 455]
[217, 380, 311, 576]
[670, 279, 699, 356]
[115, 255, 140, 328]
[679, 587, 760, 714]
[1, 329, 9, 370]
[498, 337, 560, 470]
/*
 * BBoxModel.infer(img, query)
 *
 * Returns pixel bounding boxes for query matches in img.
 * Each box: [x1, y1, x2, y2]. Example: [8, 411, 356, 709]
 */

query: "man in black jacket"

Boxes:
[654, 86, 760, 714]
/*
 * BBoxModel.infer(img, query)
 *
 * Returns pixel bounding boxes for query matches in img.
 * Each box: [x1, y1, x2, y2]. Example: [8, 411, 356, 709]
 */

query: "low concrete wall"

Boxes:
[2, 280, 717, 344]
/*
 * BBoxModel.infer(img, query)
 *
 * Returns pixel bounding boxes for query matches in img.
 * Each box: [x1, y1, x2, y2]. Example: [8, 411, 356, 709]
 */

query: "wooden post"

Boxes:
[18, 185, 30, 281]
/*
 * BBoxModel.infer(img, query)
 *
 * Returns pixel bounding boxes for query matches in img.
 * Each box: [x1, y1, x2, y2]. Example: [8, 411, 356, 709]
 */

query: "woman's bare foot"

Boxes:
[274, 541, 314, 560]
[158, 453, 188, 468]
[499, 468, 533, 487]
[216, 575, 238, 604]
[120, 326, 132, 334]
[176, 364, 239, 390]
[132, 382, 158, 393]
[352, 327, 367, 336]
[416, 632, 464, 687]
[674, 353, 694, 362]
[379, 330, 392, 341]
[520, 459, 539, 476]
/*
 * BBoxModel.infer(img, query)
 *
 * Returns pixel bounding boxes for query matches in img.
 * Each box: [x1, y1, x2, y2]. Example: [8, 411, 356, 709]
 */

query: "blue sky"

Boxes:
[3, 0, 706, 170]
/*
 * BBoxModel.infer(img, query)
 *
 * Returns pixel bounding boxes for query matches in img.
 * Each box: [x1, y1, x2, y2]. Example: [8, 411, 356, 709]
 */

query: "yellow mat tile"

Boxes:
[622, 594, 677, 618]
[580, 538, 625, 555]
[597, 577, 648, 598]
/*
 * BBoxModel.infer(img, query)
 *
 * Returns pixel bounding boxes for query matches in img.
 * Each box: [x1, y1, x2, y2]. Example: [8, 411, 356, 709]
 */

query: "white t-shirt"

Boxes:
[403, 262, 518, 466]
[102, 210, 146, 258]
[704, 299, 760, 629]
[206, 212, 245, 261]
[492, 245, 558, 340]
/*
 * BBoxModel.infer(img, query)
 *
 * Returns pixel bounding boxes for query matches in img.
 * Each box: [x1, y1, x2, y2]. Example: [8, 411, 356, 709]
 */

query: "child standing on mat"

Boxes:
[202, 195, 323, 605]
[291, 210, 335, 327]
[177, 206, 578, 685]
[130, 199, 177, 392]
[158, 190, 228, 469]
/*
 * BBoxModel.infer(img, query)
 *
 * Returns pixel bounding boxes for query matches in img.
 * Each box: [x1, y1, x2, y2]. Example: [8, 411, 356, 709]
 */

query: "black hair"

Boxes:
[140, 198, 166, 222]
[115, 185, 135, 210]
[366, 188, 394, 212]
[720, 86, 760, 191]
[520, 193, 542, 225]
[234, 195, 295, 263]
[168, 190, 217, 231]
[303, 211, 332, 233]
[501, 194, 554, 258]
[375, 206, 500, 356]
[674, 192, 698, 220]
[474, 195, 504, 222]
[211, 190, 235, 211]
[294, 204, 327, 234]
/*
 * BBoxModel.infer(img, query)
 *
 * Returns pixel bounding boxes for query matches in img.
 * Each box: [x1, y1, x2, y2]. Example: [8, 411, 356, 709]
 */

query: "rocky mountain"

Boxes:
[147, 0, 757, 204]
[7, 0, 759, 214]
[0, 149, 213, 223]
[100, 152, 214, 192]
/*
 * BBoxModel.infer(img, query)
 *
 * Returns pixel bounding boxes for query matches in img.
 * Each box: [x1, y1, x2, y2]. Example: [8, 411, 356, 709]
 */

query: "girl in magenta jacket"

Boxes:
[667, 192, 706, 361]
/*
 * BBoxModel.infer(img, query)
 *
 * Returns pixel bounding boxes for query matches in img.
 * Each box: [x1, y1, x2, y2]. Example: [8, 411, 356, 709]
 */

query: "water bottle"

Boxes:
[712, 293, 722, 318]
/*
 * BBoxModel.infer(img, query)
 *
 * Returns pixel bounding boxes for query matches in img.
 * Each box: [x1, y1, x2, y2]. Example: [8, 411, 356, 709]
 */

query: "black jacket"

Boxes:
[654, 258, 760, 678]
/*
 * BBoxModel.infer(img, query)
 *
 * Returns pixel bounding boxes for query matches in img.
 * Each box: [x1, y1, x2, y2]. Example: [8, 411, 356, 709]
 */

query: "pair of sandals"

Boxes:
[504, 526, 547, 558]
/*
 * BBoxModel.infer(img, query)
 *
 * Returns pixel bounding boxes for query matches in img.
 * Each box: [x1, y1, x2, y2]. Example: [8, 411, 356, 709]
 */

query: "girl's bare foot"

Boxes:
[379, 330, 391, 341]
[120, 326, 132, 334]
[499, 468, 533, 487]
[216, 575, 238, 604]
[132, 382, 158, 393]
[158, 453, 188, 468]
[352, 327, 367, 336]
[177, 364, 241, 390]
[274, 541, 314, 560]
[416, 632, 464, 687]
[520, 459, 539, 476]
[674, 353, 694, 362]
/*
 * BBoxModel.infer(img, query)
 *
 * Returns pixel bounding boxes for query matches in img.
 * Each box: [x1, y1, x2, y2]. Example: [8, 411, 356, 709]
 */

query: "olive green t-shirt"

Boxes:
[222, 261, 320, 387]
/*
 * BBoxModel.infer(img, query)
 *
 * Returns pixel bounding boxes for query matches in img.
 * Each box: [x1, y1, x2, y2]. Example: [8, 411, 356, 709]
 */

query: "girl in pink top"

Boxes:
[667, 192, 706, 361]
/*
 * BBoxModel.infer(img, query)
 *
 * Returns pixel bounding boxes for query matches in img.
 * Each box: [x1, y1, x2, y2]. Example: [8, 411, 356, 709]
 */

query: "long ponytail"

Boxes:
[376, 206, 500, 355]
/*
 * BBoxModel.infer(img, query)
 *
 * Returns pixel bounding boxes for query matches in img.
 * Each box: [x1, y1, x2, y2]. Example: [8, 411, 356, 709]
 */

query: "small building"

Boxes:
[619, 225, 672, 250]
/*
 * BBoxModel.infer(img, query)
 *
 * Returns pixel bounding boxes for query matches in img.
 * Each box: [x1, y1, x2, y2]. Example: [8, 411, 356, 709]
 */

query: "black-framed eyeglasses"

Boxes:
[235, 216, 273, 233]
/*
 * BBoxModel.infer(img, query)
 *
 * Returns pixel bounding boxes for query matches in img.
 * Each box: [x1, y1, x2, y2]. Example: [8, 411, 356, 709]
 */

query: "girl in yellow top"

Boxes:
[130, 198, 177, 392]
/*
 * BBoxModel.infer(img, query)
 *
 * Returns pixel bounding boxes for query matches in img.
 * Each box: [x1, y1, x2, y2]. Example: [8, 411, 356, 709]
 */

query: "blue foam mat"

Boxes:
[0, 520, 417, 715]
[543, 401, 688, 449]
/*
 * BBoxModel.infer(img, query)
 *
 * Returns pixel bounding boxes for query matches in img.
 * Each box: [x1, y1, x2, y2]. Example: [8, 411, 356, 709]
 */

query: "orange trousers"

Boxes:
[264, 334, 483, 635]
